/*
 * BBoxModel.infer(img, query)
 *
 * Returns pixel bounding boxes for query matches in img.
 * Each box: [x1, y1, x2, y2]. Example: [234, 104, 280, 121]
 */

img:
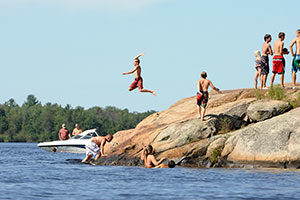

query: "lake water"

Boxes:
[1, 143, 300, 200]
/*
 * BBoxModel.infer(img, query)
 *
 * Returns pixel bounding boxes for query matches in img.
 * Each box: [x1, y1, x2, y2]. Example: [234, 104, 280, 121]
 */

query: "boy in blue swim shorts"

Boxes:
[290, 29, 300, 89]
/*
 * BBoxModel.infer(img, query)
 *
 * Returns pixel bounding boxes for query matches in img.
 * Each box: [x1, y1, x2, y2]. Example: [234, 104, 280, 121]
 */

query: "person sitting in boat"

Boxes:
[58, 124, 71, 140]
[72, 123, 83, 136]
[81, 134, 113, 163]
[141, 145, 166, 168]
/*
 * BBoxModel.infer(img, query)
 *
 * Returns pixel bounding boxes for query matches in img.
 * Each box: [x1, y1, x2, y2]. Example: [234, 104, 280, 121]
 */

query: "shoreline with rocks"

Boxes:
[94, 84, 300, 169]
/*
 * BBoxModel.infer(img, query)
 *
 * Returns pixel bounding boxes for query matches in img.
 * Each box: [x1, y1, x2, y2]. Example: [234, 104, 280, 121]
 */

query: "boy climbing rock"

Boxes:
[122, 52, 156, 96]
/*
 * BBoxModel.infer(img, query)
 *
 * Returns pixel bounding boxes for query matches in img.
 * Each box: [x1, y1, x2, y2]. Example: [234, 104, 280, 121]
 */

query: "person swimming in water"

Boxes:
[140, 145, 165, 168]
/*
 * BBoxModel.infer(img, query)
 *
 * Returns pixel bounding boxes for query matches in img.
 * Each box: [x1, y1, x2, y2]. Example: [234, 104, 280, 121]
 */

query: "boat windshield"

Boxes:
[81, 132, 98, 139]
[72, 130, 99, 140]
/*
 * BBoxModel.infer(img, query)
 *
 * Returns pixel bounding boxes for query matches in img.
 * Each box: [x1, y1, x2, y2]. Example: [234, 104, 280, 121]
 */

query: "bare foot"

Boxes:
[152, 91, 156, 96]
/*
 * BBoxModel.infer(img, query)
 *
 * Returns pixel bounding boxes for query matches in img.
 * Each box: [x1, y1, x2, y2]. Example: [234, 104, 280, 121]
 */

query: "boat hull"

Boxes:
[38, 140, 89, 153]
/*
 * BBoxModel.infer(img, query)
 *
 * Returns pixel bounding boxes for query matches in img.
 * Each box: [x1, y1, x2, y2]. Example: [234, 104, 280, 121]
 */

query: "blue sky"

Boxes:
[0, 0, 299, 112]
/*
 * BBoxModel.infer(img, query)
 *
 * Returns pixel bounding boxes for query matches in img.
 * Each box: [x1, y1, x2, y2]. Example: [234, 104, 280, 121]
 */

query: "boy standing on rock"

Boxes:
[122, 52, 156, 96]
[289, 29, 300, 89]
[261, 34, 273, 89]
[270, 32, 289, 88]
[197, 72, 221, 121]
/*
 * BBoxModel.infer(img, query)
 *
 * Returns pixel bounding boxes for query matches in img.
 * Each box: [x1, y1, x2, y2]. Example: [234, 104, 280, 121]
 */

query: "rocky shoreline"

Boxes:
[94, 86, 300, 169]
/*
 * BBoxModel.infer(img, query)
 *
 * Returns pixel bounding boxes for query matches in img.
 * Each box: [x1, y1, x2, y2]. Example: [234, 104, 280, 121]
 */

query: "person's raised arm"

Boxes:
[209, 80, 221, 93]
[290, 39, 296, 56]
[134, 52, 144, 60]
[141, 147, 146, 161]
[122, 66, 138, 75]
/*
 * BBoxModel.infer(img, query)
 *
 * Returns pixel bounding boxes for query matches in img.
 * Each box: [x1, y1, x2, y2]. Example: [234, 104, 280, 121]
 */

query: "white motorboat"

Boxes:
[37, 128, 100, 153]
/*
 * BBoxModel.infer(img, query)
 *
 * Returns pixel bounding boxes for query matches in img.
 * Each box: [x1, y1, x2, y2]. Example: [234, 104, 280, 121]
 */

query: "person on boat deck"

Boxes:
[81, 134, 113, 163]
[141, 145, 166, 168]
[58, 124, 71, 140]
[72, 123, 82, 136]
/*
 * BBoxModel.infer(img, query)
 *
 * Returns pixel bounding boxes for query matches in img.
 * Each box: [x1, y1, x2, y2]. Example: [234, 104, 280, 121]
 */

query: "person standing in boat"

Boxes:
[72, 123, 83, 136]
[58, 124, 71, 140]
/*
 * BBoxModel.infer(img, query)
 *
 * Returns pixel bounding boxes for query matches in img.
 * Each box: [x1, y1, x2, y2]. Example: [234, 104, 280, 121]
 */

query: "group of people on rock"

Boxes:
[254, 29, 300, 89]
[59, 30, 300, 167]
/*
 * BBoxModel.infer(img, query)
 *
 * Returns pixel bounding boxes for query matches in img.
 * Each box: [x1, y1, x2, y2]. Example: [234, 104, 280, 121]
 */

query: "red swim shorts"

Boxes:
[129, 77, 143, 90]
[272, 55, 285, 74]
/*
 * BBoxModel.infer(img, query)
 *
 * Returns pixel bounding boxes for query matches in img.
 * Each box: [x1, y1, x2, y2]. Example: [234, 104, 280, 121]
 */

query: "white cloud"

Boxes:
[0, 0, 164, 11]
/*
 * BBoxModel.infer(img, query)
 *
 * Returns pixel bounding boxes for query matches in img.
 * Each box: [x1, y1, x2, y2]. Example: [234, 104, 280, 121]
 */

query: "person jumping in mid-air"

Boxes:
[122, 52, 156, 96]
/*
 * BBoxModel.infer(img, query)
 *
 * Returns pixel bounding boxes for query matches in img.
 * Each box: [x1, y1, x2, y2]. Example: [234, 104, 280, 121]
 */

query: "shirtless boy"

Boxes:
[289, 29, 300, 89]
[122, 53, 156, 96]
[197, 72, 221, 121]
[82, 134, 113, 163]
[270, 32, 289, 88]
[261, 34, 273, 89]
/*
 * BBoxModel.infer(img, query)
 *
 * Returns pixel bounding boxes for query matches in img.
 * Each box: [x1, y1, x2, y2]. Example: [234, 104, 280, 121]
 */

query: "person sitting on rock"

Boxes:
[197, 71, 222, 121]
[141, 145, 166, 168]
[82, 134, 113, 163]
[154, 160, 176, 168]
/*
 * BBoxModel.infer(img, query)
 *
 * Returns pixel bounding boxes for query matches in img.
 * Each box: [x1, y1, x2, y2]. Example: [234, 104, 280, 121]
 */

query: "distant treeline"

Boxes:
[0, 95, 156, 142]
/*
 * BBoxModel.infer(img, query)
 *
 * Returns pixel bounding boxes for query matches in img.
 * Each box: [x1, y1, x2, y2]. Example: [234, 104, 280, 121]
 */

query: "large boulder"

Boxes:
[151, 113, 246, 154]
[222, 107, 300, 168]
[223, 99, 254, 120]
[151, 117, 219, 153]
[247, 100, 292, 122]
